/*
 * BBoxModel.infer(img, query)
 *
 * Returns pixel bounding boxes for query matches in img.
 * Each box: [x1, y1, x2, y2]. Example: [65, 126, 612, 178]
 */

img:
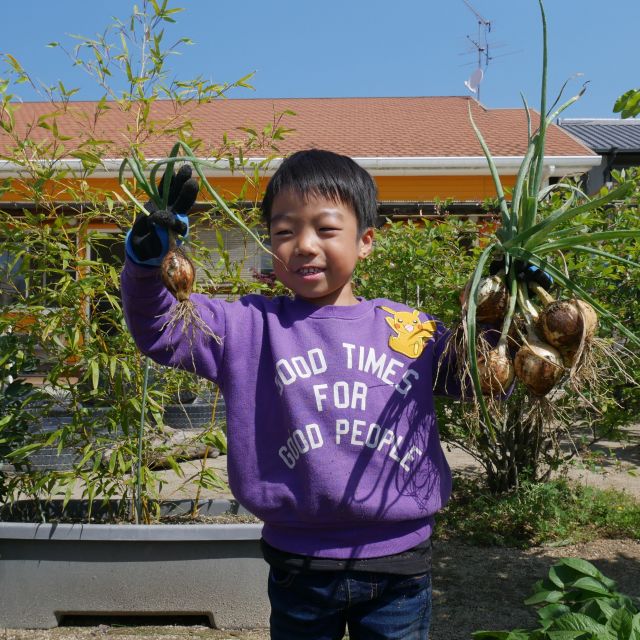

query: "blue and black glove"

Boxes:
[489, 257, 553, 292]
[125, 164, 199, 267]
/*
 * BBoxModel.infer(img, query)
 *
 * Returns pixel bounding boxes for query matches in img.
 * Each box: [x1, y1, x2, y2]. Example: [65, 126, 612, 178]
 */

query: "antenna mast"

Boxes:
[462, 0, 491, 101]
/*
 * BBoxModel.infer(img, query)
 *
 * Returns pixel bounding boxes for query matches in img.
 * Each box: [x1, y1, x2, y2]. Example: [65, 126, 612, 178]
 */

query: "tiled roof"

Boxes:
[0, 97, 595, 162]
[559, 118, 640, 153]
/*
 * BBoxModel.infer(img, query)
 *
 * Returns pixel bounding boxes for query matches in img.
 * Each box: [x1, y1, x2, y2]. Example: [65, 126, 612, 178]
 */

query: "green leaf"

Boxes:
[90, 359, 100, 391]
[537, 604, 572, 622]
[571, 577, 614, 598]
[555, 559, 605, 580]
[606, 608, 633, 640]
[546, 632, 592, 640]
[550, 612, 608, 634]
[467, 104, 511, 231]
[613, 89, 640, 119]
[539, 245, 639, 271]
[548, 565, 567, 589]
[526, 590, 566, 605]
[505, 181, 634, 249]
[534, 230, 640, 253]
[581, 599, 618, 624]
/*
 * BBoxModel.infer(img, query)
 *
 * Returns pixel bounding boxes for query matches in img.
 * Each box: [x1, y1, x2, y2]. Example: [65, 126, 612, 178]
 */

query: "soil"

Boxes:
[3, 427, 639, 640]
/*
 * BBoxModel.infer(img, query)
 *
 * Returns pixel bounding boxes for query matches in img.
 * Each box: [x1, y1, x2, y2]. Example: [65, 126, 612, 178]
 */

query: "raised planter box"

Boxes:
[0, 499, 269, 630]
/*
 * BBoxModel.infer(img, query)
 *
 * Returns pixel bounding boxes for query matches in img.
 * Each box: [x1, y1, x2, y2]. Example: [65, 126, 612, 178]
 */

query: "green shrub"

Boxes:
[438, 475, 640, 547]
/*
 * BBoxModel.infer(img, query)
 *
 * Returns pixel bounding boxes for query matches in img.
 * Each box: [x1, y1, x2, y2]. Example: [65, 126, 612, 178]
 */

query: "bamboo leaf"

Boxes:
[90, 359, 100, 391]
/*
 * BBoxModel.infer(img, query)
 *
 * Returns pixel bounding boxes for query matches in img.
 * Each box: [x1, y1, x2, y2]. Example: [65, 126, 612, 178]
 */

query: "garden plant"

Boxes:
[473, 558, 640, 639]
[0, 0, 291, 523]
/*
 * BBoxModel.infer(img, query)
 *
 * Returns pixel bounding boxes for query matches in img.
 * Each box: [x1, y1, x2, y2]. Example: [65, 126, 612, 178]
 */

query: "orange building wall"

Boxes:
[376, 175, 516, 201]
[0, 174, 515, 203]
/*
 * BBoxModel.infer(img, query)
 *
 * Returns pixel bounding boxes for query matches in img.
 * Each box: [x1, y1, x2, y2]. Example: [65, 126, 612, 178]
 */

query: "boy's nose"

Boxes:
[294, 233, 318, 256]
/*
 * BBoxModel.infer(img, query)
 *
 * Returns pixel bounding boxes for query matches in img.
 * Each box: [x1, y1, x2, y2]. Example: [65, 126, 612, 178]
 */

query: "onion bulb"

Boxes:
[159, 244, 222, 346]
[534, 286, 598, 349]
[514, 332, 564, 396]
[475, 275, 509, 323]
[161, 247, 195, 303]
[477, 343, 515, 394]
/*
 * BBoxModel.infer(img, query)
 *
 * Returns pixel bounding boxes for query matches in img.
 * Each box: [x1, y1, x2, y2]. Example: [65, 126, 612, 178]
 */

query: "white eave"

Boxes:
[0, 154, 601, 178]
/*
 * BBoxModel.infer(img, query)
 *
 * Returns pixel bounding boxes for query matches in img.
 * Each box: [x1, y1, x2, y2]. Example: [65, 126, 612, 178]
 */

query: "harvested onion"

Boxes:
[460, 274, 508, 322]
[161, 247, 195, 303]
[159, 235, 221, 346]
[514, 332, 564, 396]
[477, 343, 515, 394]
[533, 285, 598, 349]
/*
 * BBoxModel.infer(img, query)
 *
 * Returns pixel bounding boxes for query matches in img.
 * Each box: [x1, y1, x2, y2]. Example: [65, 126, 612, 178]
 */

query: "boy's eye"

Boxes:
[273, 229, 292, 236]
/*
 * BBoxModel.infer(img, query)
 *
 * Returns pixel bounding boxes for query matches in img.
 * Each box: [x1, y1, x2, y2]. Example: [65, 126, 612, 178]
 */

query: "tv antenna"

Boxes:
[461, 0, 491, 101]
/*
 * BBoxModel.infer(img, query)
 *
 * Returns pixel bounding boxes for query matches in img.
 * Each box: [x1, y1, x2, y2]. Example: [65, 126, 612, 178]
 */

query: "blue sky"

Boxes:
[2, 1, 637, 119]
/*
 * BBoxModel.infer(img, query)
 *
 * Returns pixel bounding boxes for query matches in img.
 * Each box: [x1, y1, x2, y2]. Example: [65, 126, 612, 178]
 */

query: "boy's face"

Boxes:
[269, 190, 374, 306]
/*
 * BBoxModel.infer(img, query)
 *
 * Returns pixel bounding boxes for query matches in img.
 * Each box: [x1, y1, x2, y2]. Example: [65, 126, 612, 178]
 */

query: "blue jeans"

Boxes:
[268, 568, 432, 640]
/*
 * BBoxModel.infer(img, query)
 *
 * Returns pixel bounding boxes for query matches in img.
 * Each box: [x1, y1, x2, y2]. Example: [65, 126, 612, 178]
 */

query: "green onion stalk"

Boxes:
[118, 141, 271, 522]
[455, 0, 640, 438]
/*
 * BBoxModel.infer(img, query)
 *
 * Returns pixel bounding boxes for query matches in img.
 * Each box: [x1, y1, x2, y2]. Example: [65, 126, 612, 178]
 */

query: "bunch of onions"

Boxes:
[451, 0, 640, 438]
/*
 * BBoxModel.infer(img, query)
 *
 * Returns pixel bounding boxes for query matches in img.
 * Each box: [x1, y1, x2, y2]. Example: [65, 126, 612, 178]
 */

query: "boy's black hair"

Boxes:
[261, 149, 379, 233]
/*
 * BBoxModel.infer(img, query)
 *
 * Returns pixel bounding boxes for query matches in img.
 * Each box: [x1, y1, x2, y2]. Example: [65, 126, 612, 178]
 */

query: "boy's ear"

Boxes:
[358, 227, 375, 259]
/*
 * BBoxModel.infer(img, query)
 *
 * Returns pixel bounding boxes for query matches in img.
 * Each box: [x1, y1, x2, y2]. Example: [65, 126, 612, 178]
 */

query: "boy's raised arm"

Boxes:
[120, 163, 226, 384]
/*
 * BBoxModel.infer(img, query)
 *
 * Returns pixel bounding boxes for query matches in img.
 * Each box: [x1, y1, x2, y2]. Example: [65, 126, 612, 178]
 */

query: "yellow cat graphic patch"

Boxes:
[379, 306, 437, 358]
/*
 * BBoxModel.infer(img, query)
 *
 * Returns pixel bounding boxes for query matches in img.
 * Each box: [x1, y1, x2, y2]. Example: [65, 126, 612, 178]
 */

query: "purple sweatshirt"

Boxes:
[121, 260, 460, 559]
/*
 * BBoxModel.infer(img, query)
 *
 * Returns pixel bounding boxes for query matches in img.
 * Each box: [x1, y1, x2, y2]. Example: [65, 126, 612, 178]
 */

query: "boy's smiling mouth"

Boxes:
[297, 266, 325, 276]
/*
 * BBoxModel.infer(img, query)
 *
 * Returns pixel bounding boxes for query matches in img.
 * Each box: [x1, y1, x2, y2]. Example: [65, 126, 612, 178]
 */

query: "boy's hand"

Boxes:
[125, 164, 199, 266]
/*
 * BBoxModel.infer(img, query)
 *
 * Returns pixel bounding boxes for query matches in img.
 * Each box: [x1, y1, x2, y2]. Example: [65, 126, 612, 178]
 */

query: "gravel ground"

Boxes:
[4, 427, 639, 640]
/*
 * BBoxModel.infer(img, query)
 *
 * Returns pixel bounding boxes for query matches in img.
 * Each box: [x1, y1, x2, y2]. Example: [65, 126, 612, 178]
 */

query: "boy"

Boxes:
[122, 149, 463, 639]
